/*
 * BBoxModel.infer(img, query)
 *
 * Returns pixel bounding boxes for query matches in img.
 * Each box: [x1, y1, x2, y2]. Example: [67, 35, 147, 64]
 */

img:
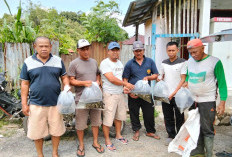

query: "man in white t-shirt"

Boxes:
[100, 42, 134, 151]
[158, 41, 187, 145]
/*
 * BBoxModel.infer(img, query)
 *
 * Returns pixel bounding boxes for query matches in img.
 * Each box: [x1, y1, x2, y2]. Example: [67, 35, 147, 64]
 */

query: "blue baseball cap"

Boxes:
[108, 42, 120, 50]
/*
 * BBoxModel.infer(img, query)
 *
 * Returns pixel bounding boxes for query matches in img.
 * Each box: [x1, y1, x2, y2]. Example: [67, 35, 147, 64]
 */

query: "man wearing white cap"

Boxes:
[68, 39, 104, 156]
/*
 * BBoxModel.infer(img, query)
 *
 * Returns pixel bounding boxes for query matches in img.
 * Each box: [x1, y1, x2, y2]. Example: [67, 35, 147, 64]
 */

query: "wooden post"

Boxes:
[187, 0, 190, 34]
[178, 0, 181, 34]
[169, 0, 172, 34]
[164, 0, 167, 34]
[135, 24, 139, 41]
[183, 0, 186, 34]
[174, 0, 177, 34]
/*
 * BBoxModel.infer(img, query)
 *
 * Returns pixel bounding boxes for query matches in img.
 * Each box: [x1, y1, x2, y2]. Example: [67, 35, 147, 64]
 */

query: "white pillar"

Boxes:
[199, 0, 211, 54]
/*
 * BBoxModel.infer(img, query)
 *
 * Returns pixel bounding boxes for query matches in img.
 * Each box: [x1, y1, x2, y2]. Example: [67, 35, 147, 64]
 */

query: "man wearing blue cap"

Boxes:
[100, 42, 134, 151]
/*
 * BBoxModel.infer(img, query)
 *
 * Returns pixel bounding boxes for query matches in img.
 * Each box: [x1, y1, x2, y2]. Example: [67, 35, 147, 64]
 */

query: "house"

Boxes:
[123, 35, 144, 45]
[123, 0, 232, 90]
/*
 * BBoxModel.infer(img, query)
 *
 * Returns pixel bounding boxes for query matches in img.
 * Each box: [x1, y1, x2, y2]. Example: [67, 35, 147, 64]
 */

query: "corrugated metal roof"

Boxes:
[122, 0, 159, 27]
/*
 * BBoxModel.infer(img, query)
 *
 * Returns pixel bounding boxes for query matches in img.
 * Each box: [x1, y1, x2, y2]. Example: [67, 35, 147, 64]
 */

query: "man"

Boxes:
[20, 36, 69, 157]
[123, 41, 160, 141]
[158, 42, 187, 145]
[68, 39, 104, 157]
[100, 42, 134, 151]
[184, 39, 227, 157]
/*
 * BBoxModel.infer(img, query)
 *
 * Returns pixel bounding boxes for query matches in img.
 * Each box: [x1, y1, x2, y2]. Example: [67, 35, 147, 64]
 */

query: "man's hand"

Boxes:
[125, 82, 134, 90]
[22, 104, 29, 116]
[143, 76, 148, 81]
[84, 81, 92, 87]
[182, 82, 188, 88]
[168, 93, 175, 101]
[129, 93, 139, 99]
[217, 101, 226, 116]
[123, 86, 130, 94]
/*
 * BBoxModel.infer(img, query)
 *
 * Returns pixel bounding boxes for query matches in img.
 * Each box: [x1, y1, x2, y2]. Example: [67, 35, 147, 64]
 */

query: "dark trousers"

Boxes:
[162, 98, 184, 138]
[189, 101, 216, 137]
[128, 96, 156, 133]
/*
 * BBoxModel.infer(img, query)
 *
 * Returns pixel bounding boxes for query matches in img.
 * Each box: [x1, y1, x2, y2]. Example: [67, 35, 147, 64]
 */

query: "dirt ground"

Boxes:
[0, 106, 231, 157]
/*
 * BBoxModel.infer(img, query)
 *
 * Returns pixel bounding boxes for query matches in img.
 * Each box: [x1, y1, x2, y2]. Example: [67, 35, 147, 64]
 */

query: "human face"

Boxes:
[34, 38, 52, 60]
[78, 46, 90, 60]
[133, 49, 144, 60]
[108, 48, 120, 62]
[166, 45, 179, 60]
[188, 46, 205, 61]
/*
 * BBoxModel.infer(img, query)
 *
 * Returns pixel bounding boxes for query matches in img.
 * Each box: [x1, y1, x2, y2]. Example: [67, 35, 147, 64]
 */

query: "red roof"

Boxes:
[122, 35, 144, 45]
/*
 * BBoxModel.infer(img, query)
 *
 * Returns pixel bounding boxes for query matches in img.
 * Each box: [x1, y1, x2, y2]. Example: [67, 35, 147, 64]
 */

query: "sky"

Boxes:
[0, 0, 144, 37]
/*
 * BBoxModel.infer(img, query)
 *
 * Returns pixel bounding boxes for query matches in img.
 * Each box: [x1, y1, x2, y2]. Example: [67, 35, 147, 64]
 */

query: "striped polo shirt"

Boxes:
[20, 53, 66, 106]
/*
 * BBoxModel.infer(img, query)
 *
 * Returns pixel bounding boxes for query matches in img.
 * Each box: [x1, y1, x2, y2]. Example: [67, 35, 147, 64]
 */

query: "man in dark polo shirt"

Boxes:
[123, 41, 160, 141]
[20, 36, 70, 157]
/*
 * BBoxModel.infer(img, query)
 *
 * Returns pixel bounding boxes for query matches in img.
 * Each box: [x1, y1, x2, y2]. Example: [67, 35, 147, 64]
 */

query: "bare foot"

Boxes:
[132, 131, 140, 141]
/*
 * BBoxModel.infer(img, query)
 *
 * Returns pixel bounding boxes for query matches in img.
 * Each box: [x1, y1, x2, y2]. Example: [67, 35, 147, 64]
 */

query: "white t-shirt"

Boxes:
[159, 57, 187, 96]
[100, 58, 124, 94]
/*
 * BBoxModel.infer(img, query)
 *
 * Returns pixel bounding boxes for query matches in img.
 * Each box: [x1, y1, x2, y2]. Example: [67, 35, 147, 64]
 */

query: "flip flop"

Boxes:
[146, 133, 160, 140]
[76, 145, 85, 157]
[132, 135, 140, 141]
[92, 144, 105, 154]
[115, 137, 128, 144]
[105, 144, 116, 151]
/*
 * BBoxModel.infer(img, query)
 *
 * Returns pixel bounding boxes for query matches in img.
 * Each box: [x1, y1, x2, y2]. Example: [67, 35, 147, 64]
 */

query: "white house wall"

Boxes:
[145, 18, 170, 73]
[209, 21, 232, 90]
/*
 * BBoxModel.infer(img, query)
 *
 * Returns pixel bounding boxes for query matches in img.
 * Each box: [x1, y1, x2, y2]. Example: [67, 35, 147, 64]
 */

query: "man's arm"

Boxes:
[69, 76, 92, 87]
[143, 74, 158, 81]
[104, 72, 134, 90]
[61, 74, 70, 87]
[21, 80, 30, 116]
[169, 74, 186, 100]
[214, 60, 227, 115]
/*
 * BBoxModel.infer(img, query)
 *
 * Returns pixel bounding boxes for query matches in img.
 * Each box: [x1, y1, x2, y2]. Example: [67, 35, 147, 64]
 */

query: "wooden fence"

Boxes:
[0, 41, 152, 90]
[0, 41, 59, 90]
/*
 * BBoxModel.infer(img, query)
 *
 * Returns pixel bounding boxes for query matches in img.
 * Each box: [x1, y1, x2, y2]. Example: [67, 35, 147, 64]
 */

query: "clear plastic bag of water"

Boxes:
[175, 87, 194, 113]
[79, 82, 102, 103]
[57, 87, 75, 114]
[153, 80, 170, 104]
[131, 80, 151, 94]
[77, 82, 104, 110]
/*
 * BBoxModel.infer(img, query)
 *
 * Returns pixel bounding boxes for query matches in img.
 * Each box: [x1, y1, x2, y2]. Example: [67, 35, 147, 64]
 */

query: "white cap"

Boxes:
[77, 39, 90, 48]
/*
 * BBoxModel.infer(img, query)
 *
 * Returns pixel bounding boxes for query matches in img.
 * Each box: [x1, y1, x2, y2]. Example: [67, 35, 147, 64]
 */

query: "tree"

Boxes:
[81, 0, 128, 44]
[60, 11, 83, 23]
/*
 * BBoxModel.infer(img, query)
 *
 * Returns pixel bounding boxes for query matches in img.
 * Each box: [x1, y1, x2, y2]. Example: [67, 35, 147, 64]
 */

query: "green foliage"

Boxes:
[0, 0, 128, 53]
[60, 11, 83, 23]
[0, 1, 36, 43]
[26, 3, 85, 53]
[81, 0, 128, 44]
[3, 0, 12, 15]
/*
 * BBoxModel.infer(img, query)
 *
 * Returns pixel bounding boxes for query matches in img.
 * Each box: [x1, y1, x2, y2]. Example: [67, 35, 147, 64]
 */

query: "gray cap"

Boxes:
[133, 41, 144, 51]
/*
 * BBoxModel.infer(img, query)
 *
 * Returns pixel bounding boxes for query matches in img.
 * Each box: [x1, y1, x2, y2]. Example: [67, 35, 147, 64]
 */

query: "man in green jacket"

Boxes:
[184, 39, 227, 157]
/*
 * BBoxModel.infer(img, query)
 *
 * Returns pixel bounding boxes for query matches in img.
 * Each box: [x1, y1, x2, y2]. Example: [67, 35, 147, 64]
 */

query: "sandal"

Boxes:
[92, 144, 105, 154]
[105, 144, 116, 151]
[146, 133, 160, 140]
[76, 145, 85, 157]
[116, 137, 128, 144]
